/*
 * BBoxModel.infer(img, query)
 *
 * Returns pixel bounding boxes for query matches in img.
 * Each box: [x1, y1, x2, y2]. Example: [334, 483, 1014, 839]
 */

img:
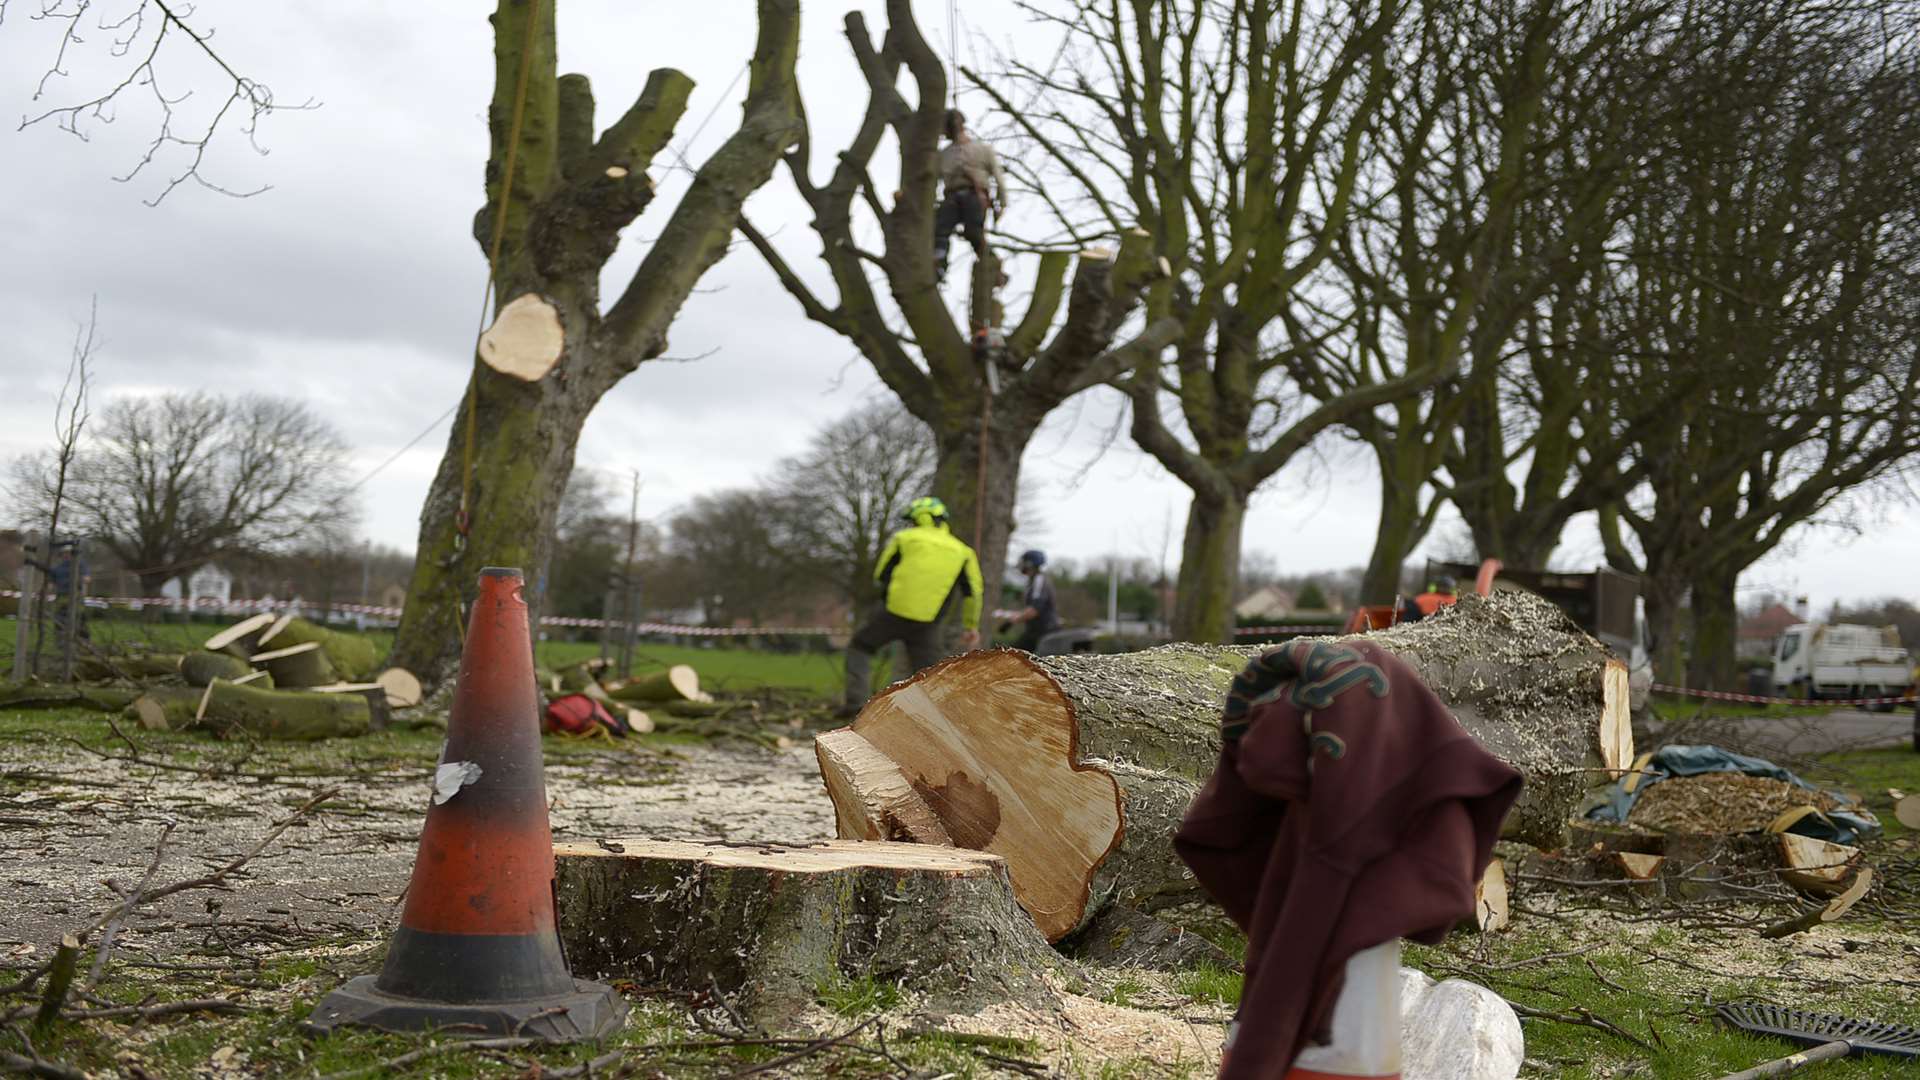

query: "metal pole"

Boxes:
[12, 539, 37, 680]
[619, 471, 641, 676]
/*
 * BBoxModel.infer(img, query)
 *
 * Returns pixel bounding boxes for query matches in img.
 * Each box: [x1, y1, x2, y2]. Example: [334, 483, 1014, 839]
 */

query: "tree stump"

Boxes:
[553, 839, 1061, 1025]
[819, 591, 1631, 940]
[252, 642, 338, 689]
[264, 618, 381, 681]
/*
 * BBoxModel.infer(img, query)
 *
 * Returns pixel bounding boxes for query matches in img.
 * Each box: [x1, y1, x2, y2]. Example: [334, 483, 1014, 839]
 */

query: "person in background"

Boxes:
[1003, 549, 1060, 653]
[1413, 574, 1459, 617]
[933, 109, 1007, 280]
[838, 497, 984, 718]
[24, 538, 90, 641]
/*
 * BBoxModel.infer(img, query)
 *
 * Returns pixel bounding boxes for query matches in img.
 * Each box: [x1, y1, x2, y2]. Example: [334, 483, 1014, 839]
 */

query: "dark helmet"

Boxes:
[903, 496, 949, 524]
[944, 108, 966, 140]
[1018, 549, 1046, 570]
[1434, 574, 1457, 594]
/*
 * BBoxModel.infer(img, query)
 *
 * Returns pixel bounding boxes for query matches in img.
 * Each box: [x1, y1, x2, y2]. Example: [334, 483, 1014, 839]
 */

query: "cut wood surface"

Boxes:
[624, 708, 654, 735]
[478, 293, 565, 381]
[309, 683, 384, 693]
[821, 591, 1631, 940]
[265, 618, 380, 680]
[815, 728, 954, 844]
[1896, 794, 1920, 831]
[1776, 835, 1861, 895]
[375, 667, 423, 709]
[251, 641, 337, 689]
[250, 642, 321, 663]
[127, 684, 376, 740]
[255, 613, 295, 648]
[554, 839, 1059, 1025]
[608, 665, 699, 704]
[203, 613, 274, 654]
[131, 696, 169, 731]
[1761, 867, 1874, 939]
[1474, 858, 1510, 932]
[1615, 852, 1665, 880]
[179, 650, 254, 688]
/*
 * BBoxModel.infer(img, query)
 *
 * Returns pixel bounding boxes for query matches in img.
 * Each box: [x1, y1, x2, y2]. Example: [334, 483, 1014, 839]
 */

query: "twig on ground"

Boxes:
[87, 820, 176, 987]
[723, 1015, 883, 1077]
[315, 1037, 546, 1080]
[1508, 1000, 1658, 1054]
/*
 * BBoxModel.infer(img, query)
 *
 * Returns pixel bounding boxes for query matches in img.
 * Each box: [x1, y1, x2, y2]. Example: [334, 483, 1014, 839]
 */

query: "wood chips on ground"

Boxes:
[1627, 771, 1841, 834]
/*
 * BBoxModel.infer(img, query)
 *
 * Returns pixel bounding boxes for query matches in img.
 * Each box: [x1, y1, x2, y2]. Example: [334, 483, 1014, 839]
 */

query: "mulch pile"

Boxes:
[1626, 772, 1842, 834]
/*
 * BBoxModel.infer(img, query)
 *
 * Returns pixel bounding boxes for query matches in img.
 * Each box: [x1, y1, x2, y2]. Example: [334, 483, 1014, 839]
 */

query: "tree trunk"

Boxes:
[1641, 560, 1688, 687]
[928, 415, 1029, 633]
[1687, 561, 1740, 692]
[1359, 478, 1428, 605]
[820, 591, 1631, 941]
[180, 650, 253, 687]
[128, 684, 379, 740]
[553, 839, 1060, 1026]
[1172, 488, 1246, 644]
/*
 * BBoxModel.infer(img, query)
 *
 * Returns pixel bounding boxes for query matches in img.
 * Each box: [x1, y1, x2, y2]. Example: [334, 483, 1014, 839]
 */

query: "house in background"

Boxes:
[1738, 602, 1802, 659]
[1234, 585, 1297, 621]
[161, 564, 233, 608]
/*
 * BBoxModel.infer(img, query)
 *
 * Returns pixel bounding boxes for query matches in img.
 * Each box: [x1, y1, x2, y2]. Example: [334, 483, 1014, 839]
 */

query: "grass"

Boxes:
[1810, 746, 1920, 839]
[816, 972, 904, 1016]
[1101, 972, 1148, 1008]
[2, 615, 848, 698]
[1174, 962, 1242, 1006]
[1649, 694, 1842, 722]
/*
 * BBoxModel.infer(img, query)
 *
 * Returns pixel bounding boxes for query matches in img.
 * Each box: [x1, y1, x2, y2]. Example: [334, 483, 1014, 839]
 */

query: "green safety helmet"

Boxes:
[903, 496, 948, 524]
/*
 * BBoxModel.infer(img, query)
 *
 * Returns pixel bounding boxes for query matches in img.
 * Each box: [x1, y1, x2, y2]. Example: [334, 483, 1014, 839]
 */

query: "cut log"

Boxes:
[1761, 867, 1873, 939]
[251, 641, 337, 689]
[131, 695, 170, 731]
[0, 684, 141, 712]
[1615, 852, 1665, 880]
[1473, 858, 1510, 932]
[1895, 793, 1920, 831]
[820, 591, 1630, 941]
[179, 650, 255, 688]
[126, 683, 377, 740]
[203, 613, 275, 655]
[607, 665, 699, 704]
[1776, 835, 1861, 896]
[553, 839, 1060, 1025]
[477, 293, 565, 381]
[263, 618, 380, 680]
[623, 708, 654, 734]
[374, 667, 423, 709]
[815, 728, 955, 844]
[255, 613, 295, 648]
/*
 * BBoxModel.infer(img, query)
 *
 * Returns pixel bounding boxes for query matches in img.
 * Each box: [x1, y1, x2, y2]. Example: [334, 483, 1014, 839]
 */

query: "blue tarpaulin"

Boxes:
[1586, 744, 1881, 844]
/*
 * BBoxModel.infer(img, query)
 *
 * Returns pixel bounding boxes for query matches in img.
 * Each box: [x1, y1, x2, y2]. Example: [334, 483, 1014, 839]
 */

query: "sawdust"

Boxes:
[1627, 772, 1843, 834]
[935, 975, 1229, 1074]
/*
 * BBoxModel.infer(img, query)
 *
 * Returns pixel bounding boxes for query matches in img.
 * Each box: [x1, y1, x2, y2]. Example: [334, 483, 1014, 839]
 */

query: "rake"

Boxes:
[1716, 1002, 1920, 1078]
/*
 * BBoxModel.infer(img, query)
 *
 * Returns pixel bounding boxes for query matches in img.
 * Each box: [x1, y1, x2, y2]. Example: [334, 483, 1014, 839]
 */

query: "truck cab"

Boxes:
[1772, 622, 1909, 704]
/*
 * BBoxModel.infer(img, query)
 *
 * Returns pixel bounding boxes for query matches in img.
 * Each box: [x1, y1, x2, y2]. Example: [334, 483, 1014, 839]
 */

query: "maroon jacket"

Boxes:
[1174, 639, 1522, 1078]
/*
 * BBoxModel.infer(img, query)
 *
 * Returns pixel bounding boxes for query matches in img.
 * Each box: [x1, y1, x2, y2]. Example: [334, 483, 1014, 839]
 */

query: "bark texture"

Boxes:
[822, 590, 1630, 939]
[128, 684, 378, 741]
[179, 650, 254, 687]
[554, 839, 1060, 1025]
[389, 0, 802, 687]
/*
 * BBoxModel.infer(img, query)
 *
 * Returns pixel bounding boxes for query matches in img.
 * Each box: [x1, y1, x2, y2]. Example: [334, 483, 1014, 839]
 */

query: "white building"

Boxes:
[161, 564, 234, 606]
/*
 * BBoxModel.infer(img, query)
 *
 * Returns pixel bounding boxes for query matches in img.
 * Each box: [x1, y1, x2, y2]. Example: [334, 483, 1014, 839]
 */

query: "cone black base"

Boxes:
[304, 974, 625, 1040]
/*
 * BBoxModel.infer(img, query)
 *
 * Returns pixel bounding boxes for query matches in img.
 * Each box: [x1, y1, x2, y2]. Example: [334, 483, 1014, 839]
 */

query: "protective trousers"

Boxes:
[933, 189, 987, 279]
[844, 610, 945, 710]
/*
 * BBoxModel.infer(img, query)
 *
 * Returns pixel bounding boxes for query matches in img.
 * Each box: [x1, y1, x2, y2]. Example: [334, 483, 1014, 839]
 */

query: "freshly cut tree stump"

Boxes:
[179, 650, 254, 687]
[554, 839, 1060, 1024]
[608, 665, 699, 704]
[821, 591, 1631, 941]
[1473, 858, 1510, 932]
[252, 642, 337, 689]
[815, 729, 954, 844]
[126, 683, 378, 740]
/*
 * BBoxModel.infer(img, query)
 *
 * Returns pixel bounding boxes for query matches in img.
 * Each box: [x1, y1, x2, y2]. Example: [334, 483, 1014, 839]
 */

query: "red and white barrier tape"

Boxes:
[1233, 625, 1343, 636]
[0, 589, 836, 638]
[1652, 683, 1917, 707]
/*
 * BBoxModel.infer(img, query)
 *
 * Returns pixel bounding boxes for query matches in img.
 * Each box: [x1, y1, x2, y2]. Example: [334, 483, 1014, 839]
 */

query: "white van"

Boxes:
[1771, 622, 1909, 703]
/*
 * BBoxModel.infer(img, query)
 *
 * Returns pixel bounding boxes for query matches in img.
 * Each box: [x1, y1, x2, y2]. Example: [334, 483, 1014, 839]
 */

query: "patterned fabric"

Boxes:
[1221, 639, 1390, 741]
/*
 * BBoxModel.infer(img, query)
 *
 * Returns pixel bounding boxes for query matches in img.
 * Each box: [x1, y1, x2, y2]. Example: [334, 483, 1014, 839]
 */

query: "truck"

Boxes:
[1769, 622, 1910, 704]
[1422, 559, 1654, 717]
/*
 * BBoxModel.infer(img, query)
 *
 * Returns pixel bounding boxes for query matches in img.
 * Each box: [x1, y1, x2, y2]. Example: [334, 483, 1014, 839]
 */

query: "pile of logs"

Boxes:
[535, 657, 728, 736]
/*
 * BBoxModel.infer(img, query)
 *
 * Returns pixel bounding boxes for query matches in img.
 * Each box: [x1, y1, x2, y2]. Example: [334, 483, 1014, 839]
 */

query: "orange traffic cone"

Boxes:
[307, 567, 624, 1040]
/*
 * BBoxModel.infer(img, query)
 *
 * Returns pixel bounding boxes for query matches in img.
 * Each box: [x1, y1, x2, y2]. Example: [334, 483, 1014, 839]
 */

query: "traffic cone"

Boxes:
[306, 567, 625, 1040]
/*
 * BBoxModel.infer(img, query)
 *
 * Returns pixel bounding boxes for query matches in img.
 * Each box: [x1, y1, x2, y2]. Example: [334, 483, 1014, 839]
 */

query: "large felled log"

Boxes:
[264, 618, 380, 680]
[553, 839, 1060, 1025]
[179, 650, 255, 687]
[821, 591, 1631, 941]
[126, 683, 380, 740]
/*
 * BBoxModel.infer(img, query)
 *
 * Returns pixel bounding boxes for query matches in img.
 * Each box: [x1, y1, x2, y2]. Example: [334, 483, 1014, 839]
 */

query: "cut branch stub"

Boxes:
[478, 293, 566, 381]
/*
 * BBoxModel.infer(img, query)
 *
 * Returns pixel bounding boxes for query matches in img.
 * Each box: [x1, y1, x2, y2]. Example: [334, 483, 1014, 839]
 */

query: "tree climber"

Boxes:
[838, 496, 985, 718]
[933, 109, 1007, 280]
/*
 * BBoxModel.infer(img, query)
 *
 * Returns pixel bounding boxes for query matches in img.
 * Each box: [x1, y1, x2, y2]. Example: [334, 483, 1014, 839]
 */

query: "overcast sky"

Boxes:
[1, 0, 1914, 612]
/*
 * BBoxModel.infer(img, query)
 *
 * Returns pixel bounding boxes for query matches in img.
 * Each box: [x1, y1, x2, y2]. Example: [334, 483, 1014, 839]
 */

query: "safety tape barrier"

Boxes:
[0, 589, 839, 638]
[1233, 625, 1344, 636]
[1652, 682, 1917, 707]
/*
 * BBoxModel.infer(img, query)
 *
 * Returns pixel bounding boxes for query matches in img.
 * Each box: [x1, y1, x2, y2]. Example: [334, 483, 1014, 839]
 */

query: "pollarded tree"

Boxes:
[997, 0, 1450, 642]
[389, 0, 802, 684]
[741, 0, 1177, 622]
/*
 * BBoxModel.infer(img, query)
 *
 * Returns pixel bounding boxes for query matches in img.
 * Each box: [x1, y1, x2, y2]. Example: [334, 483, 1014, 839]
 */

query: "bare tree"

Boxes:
[13, 298, 97, 679]
[996, 0, 1454, 641]
[7, 0, 311, 203]
[1595, 0, 1920, 689]
[11, 393, 353, 596]
[771, 400, 936, 614]
[741, 0, 1176, 629]
[388, 0, 802, 685]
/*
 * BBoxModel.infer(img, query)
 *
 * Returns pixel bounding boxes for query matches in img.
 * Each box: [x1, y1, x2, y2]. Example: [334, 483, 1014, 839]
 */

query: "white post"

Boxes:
[1107, 556, 1119, 635]
[12, 540, 38, 679]
[1287, 939, 1403, 1078]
